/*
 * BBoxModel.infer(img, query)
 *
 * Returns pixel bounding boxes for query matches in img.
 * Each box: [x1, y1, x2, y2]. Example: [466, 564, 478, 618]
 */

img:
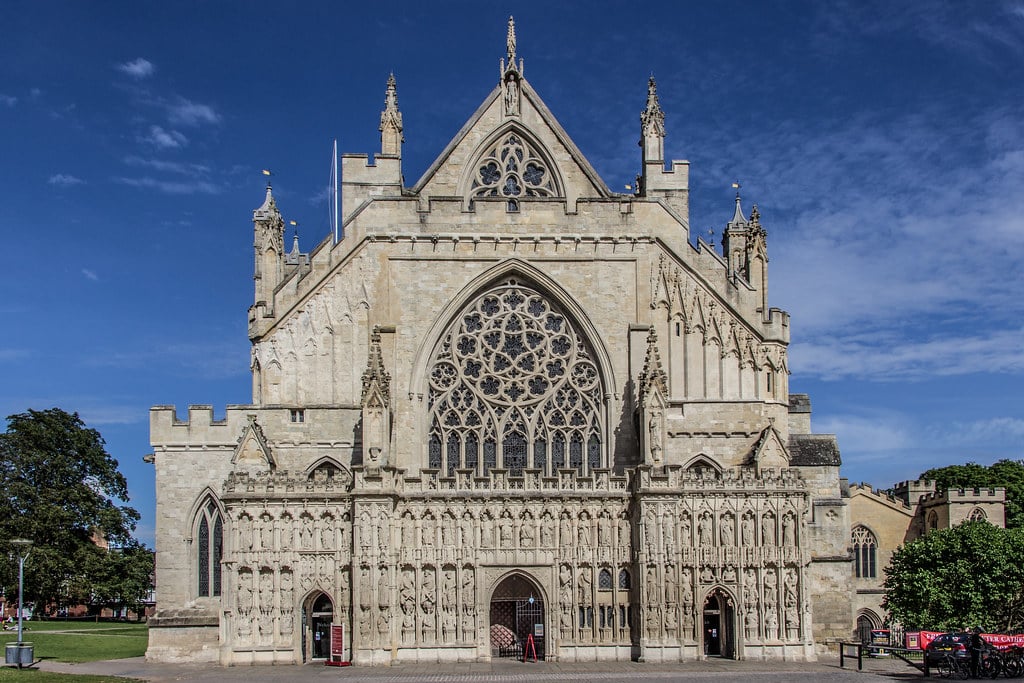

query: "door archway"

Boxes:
[306, 593, 333, 661]
[702, 589, 735, 658]
[489, 573, 545, 660]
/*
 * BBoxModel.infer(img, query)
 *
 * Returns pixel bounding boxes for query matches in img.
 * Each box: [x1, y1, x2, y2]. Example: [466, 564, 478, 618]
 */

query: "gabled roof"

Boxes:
[411, 78, 614, 202]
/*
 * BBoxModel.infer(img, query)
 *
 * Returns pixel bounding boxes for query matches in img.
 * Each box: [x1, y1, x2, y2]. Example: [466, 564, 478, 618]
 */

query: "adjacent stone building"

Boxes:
[146, 20, 855, 665]
[847, 480, 1006, 642]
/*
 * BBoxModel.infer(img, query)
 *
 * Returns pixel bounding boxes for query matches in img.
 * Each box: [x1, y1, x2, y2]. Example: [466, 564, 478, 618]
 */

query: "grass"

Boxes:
[0, 622, 148, 663]
[0, 671, 143, 683]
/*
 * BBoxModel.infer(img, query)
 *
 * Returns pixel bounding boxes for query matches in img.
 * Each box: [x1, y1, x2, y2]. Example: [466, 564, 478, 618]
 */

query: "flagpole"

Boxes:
[332, 139, 339, 243]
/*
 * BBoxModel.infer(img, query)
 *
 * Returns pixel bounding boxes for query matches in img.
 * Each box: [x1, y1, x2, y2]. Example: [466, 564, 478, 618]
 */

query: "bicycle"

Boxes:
[937, 652, 971, 679]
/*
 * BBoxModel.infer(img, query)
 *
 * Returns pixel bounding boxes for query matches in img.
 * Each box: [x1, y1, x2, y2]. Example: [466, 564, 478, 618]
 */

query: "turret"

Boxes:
[721, 190, 770, 317]
[341, 74, 404, 222]
[251, 184, 284, 320]
[637, 77, 690, 226]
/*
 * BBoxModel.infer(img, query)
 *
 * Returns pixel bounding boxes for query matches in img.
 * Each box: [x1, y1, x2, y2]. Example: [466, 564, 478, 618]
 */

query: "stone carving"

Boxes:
[763, 569, 778, 608]
[782, 511, 796, 546]
[680, 568, 693, 605]
[618, 515, 631, 548]
[401, 512, 414, 547]
[578, 567, 592, 606]
[745, 607, 758, 640]
[679, 512, 691, 547]
[279, 569, 293, 635]
[722, 564, 737, 583]
[520, 512, 534, 547]
[741, 512, 755, 546]
[237, 568, 254, 617]
[661, 513, 674, 553]
[442, 512, 455, 547]
[598, 512, 612, 547]
[681, 607, 695, 641]
[320, 517, 334, 550]
[560, 512, 572, 548]
[698, 512, 713, 546]
[259, 513, 273, 550]
[762, 511, 776, 546]
[239, 514, 253, 551]
[720, 512, 734, 546]
[765, 608, 779, 641]
[359, 565, 372, 610]
[646, 566, 658, 605]
[541, 511, 555, 547]
[499, 510, 513, 548]
[378, 566, 390, 609]
[559, 564, 573, 606]
[460, 512, 474, 547]
[481, 513, 495, 547]
[578, 512, 591, 547]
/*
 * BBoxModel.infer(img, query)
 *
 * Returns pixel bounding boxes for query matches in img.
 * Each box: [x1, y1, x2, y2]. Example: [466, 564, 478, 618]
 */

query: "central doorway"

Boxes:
[489, 574, 545, 660]
[309, 593, 333, 661]
[702, 590, 735, 658]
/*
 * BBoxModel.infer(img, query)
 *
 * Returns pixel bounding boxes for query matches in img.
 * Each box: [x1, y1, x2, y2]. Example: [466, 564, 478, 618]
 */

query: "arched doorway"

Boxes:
[489, 574, 545, 660]
[306, 593, 333, 661]
[702, 590, 735, 658]
[856, 612, 877, 644]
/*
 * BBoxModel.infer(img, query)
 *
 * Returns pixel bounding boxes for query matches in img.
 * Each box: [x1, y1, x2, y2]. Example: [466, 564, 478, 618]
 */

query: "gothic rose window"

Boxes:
[427, 280, 604, 477]
[469, 133, 557, 211]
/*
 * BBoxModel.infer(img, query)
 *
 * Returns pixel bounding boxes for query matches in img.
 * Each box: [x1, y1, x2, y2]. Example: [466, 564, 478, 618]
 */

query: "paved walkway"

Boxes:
[33, 655, 926, 682]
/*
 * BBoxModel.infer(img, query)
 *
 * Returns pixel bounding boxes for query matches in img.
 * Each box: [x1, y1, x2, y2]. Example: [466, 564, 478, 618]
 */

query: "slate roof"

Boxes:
[788, 433, 841, 466]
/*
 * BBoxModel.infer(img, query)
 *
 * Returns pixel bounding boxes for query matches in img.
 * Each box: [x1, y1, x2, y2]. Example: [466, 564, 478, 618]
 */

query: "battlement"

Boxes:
[921, 487, 1006, 504]
[848, 482, 911, 509]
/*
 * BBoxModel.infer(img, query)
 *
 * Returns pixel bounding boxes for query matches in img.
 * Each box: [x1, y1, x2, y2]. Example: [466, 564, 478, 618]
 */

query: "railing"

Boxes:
[839, 642, 927, 676]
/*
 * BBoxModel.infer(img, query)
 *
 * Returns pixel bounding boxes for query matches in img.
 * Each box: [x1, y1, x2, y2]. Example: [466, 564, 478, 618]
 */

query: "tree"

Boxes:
[0, 408, 142, 610]
[883, 521, 1024, 632]
[920, 459, 1024, 529]
[82, 540, 154, 619]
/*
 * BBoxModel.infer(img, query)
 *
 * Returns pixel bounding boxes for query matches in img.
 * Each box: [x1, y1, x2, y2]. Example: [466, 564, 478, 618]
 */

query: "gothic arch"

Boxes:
[303, 456, 352, 483]
[682, 454, 723, 476]
[410, 259, 616, 397]
[487, 569, 548, 605]
[968, 506, 988, 522]
[458, 122, 566, 209]
[410, 261, 617, 474]
[190, 489, 224, 599]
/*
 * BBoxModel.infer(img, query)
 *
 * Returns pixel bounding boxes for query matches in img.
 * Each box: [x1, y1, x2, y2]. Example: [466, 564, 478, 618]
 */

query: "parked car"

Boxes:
[924, 632, 971, 666]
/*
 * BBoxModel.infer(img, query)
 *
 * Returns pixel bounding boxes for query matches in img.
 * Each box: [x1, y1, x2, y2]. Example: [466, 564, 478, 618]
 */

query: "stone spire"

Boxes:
[500, 16, 523, 117]
[252, 184, 284, 320]
[638, 327, 668, 465]
[506, 15, 517, 65]
[639, 77, 666, 194]
[379, 72, 404, 157]
[360, 328, 392, 469]
[638, 327, 669, 401]
[723, 186, 750, 279]
[361, 328, 392, 409]
[640, 76, 666, 140]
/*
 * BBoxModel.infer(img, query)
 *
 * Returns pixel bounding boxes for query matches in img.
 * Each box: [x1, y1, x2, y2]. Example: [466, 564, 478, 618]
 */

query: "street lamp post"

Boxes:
[10, 539, 32, 645]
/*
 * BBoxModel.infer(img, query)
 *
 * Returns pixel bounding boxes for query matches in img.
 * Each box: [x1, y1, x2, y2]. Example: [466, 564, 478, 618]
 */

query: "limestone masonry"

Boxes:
[146, 19, 1004, 666]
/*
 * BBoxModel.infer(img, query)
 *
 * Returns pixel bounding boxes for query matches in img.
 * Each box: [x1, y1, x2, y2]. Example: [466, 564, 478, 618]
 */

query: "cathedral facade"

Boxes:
[146, 21, 853, 665]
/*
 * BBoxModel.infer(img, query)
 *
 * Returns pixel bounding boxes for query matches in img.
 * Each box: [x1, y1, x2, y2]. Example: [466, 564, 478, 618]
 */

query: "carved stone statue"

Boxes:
[499, 511, 513, 548]
[460, 512, 474, 548]
[359, 565, 372, 610]
[540, 513, 555, 547]
[762, 512, 776, 546]
[577, 514, 591, 547]
[520, 516, 534, 547]
[578, 567, 592, 605]
[741, 513, 755, 546]
[559, 564, 573, 605]
[720, 512, 734, 546]
[782, 512, 796, 546]
[679, 512, 691, 546]
[646, 566, 658, 605]
[698, 512, 713, 546]
[320, 519, 333, 550]
[559, 512, 572, 548]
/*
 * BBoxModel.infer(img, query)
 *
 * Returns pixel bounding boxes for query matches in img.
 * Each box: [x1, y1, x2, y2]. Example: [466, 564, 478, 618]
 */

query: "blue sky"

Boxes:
[3, 2, 1023, 547]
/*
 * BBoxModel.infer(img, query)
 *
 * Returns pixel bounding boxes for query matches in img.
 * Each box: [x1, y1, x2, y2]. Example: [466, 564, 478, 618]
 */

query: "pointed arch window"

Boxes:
[968, 507, 988, 522]
[427, 279, 605, 477]
[196, 497, 223, 597]
[468, 133, 559, 211]
[852, 525, 877, 579]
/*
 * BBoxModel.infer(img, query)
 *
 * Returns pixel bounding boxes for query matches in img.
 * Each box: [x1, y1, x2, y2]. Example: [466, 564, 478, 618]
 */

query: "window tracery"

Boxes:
[469, 133, 557, 211]
[968, 507, 987, 522]
[851, 525, 877, 579]
[196, 497, 222, 597]
[427, 280, 605, 476]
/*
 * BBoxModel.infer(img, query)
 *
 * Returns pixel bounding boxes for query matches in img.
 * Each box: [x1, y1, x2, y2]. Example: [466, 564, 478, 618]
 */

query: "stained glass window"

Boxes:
[468, 134, 558, 211]
[852, 525, 877, 578]
[196, 497, 222, 598]
[427, 280, 605, 476]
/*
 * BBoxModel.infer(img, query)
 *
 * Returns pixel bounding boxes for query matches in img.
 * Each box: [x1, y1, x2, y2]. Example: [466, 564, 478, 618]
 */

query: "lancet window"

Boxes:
[427, 280, 605, 476]
[196, 497, 223, 597]
[468, 133, 558, 211]
[851, 525, 877, 579]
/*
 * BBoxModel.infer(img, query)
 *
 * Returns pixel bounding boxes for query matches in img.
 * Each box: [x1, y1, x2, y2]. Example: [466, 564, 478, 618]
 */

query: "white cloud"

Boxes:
[0, 348, 31, 362]
[81, 269, 98, 281]
[123, 155, 210, 175]
[117, 58, 155, 79]
[813, 413, 914, 454]
[167, 97, 221, 126]
[0, 94, 16, 107]
[115, 176, 220, 195]
[939, 417, 1024, 445]
[143, 125, 187, 149]
[48, 173, 85, 187]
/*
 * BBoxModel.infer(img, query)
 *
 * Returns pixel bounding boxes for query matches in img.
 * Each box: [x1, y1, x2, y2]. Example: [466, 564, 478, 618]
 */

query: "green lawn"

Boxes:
[1, 622, 147, 663]
[0, 671, 143, 683]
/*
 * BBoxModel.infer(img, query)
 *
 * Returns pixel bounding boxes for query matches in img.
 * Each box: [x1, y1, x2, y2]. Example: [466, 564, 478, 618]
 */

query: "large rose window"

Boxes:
[427, 280, 605, 476]
[468, 133, 557, 211]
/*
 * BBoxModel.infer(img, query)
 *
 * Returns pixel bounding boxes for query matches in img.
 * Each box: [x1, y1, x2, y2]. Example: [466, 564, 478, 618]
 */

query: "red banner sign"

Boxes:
[918, 630, 1024, 651]
[330, 624, 345, 658]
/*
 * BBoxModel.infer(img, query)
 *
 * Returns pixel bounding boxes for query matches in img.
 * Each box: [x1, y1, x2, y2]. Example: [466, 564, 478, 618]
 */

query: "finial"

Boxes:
[730, 182, 745, 224]
[640, 76, 665, 138]
[384, 72, 398, 112]
[507, 16, 517, 64]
